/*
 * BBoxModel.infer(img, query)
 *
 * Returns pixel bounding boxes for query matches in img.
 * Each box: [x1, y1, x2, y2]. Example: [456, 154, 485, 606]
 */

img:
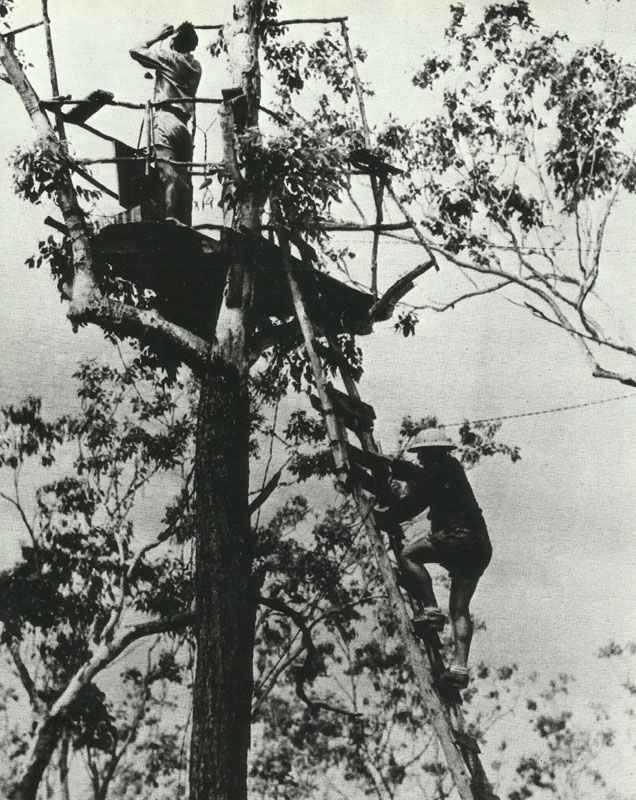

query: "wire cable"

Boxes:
[440, 392, 636, 428]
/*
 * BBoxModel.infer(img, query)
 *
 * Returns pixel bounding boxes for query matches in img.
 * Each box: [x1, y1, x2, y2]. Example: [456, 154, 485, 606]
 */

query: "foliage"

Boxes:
[11, 143, 68, 206]
[0, 342, 523, 797]
[0, 1, 13, 22]
[375, 1, 636, 385]
[0, 357, 196, 797]
[396, 414, 521, 467]
[3, 1, 634, 797]
[251, 626, 634, 800]
[243, 122, 350, 238]
[262, 24, 365, 106]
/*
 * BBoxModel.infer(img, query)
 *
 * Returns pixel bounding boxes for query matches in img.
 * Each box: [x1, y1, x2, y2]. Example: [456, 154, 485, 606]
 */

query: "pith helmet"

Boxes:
[407, 428, 456, 451]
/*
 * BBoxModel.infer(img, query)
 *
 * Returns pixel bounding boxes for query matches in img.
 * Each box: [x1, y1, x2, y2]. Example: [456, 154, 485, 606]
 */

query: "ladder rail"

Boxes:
[329, 335, 498, 799]
[281, 253, 479, 800]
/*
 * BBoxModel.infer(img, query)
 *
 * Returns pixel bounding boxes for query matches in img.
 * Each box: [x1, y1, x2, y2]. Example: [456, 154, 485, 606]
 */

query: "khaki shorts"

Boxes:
[153, 110, 192, 161]
[406, 522, 492, 579]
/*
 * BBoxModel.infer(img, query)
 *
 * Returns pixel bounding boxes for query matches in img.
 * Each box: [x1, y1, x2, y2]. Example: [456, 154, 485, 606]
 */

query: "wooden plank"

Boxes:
[328, 384, 375, 422]
[347, 442, 392, 474]
[348, 463, 380, 496]
[348, 147, 404, 177]
[112, 140, 148, 209]
[93, 222, 374, 336]
[64, 89, 114, 123]
[221, 87, 248, 131]
[92, 202, 160, 235]
[311, 386, 375, 435]
[6, 20, 45, 37]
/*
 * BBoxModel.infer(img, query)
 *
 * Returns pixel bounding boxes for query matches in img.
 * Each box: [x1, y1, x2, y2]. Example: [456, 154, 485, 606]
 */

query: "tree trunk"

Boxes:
[9, 716, 63, 800]
[189, 3, 263, 799]
[190, 359, 256, 800]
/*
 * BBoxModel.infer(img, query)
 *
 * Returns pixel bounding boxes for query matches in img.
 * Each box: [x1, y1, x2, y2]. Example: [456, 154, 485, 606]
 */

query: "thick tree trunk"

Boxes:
[190, 359, 256, 800]
[189, 3, 263, 799]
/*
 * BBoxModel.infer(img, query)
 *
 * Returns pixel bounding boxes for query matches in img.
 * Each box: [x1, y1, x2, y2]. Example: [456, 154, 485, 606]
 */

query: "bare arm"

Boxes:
[389, 483, 431, 523]
[129, 24, 174, 68]
[377, 460, 432, 523]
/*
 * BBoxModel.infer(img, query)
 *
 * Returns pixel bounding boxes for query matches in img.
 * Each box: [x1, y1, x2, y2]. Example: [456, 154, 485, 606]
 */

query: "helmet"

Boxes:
[407, 428, 456, 451]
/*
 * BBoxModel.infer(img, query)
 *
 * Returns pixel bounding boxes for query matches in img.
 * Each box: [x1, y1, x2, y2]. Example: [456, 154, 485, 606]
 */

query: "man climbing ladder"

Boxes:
[377, 428, 492, 689]
[130, 21, 202, 225]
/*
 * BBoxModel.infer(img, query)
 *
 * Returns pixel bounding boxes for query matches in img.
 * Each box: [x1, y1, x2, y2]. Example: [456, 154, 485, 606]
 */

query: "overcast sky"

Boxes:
[1, 0, 635, 793]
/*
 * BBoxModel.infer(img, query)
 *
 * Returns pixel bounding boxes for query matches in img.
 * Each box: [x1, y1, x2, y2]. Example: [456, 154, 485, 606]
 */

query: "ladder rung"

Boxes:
[310, 386, 375, 434]
[328, 384, 375, 422]
[347, 443, 392, 474]
[455, 731, 481, 754]
[349, 463, 381, 495]
[372, 509, 402, 533]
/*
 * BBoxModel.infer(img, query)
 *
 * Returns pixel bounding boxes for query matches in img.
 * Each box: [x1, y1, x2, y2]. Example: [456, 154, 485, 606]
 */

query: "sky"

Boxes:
[0, 0, 635, 794]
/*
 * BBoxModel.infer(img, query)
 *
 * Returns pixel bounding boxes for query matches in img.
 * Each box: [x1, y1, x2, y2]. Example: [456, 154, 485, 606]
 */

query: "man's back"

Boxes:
[424, 455, 483, 532]
[391, 454, 483, 531]
[130, 40, 201, 118]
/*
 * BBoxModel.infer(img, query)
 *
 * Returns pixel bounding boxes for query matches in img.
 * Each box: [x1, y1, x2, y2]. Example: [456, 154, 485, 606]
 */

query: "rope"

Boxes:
[441, 392, 636, 428]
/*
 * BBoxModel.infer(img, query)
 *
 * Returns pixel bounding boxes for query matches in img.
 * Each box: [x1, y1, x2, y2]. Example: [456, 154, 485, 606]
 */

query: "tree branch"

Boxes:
[7, 638, 42, 712]
[0, 489, 38, 552]
[6, 21, 45, 37]
[249, 466, 283, 515]
[416, 280, 512, 312]
[68, 297, 209, 373]
[255, 596, 360, 720]
[322, 220, 411, 233]
[520, 300, 636, 359]
[369, 259, 438, 321]
[10, 612, 193, 800]
[385, 184, 436, 262]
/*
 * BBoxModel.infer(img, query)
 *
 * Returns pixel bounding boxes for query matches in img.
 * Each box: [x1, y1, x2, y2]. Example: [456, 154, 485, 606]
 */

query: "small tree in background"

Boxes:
[0, 360, 196, 799]
[377, 1, 636, 386]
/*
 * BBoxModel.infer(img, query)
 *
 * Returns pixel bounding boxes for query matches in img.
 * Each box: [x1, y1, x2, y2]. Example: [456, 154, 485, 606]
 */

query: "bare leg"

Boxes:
[449, 574, 480, 669]
[399, 536, 439, 608]
[155, 148, 190, 224]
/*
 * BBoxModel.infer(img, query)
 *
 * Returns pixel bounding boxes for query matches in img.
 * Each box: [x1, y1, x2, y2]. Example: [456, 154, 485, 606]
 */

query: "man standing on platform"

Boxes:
[377, 428, 492, 689]
[130, 21, 202, 225]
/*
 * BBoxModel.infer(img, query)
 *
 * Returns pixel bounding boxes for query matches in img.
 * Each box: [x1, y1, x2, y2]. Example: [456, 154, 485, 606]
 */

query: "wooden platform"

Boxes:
[93, 222, 375, 338]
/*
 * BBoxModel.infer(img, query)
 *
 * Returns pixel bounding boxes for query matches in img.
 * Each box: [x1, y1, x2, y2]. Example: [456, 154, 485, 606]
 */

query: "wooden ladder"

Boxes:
[283, 249, 498, 800]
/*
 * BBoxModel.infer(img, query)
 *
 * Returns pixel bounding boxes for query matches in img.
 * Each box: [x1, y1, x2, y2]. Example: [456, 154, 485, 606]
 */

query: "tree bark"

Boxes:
[189, 3, 264, 800]
[190, 360, 256, 800]
[8, 716, 63, 800]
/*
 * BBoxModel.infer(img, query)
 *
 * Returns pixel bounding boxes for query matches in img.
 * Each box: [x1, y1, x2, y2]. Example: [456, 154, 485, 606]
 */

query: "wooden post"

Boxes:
[40, 0, 66, 141]
[340, 21, 385, 295]
[281, 235, 350, 485]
